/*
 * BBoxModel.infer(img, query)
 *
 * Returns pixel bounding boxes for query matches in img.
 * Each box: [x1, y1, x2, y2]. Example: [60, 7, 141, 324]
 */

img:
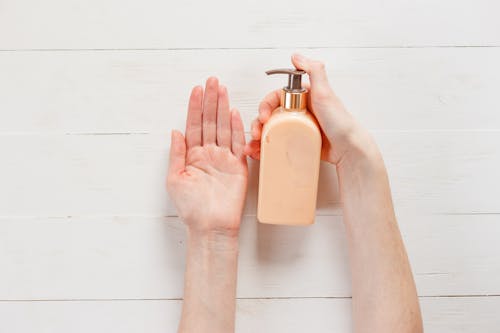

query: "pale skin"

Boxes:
[167, 54, 423, 333]
[167, 77, 247, 332]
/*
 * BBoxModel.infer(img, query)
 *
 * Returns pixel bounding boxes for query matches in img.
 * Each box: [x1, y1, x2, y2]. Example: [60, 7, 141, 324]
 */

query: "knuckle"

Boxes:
[258, 100, 269, 112]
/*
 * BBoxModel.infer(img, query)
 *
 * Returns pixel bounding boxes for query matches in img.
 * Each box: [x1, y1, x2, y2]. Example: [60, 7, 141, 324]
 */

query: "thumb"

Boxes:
[168, 130, 186, 177]
[291, 53, 332, 96]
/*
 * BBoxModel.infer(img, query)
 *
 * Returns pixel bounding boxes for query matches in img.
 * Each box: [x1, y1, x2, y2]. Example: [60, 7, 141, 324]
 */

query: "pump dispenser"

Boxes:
[257, 68, 322, 225]
[265, 68, 308, 110]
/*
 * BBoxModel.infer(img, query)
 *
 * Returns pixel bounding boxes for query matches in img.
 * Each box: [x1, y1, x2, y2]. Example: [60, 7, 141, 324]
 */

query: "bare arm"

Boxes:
[167, 77, 248, 333]
[246, 54, 423, 332]
[338, 139, 422, 332]
[179, 231, 239, 332]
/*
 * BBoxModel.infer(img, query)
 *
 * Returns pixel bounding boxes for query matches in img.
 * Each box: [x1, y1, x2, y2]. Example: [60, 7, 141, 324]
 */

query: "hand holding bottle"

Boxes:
[245, 53, 381, 169]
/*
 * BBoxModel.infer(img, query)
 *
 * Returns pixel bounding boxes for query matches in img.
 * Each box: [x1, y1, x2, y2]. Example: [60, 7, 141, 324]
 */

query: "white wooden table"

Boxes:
[1, 1, 499, 332]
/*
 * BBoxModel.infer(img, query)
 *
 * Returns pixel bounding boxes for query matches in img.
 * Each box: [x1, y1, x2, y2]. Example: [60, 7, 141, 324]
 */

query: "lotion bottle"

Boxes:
[257, 68, 322, 225]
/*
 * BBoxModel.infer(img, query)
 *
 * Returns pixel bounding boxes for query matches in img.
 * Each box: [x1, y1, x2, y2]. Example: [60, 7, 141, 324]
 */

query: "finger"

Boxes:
[251, 118, 262, 140]
[258, 89, 281, 123]
[216, 85, 231, 148]
[168, 130, 186, 178]
[291, 53, 332, 96]
[244, 139, 261, 160]
[202, 76, 218, 145]
[185, 86, 203, 149]
[230, 108, 246, 159]
[302, 82, 314, 110]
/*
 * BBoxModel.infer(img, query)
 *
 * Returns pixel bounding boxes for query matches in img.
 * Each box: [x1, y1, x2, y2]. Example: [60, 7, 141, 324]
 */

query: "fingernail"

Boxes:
[192, 85, 202, 94]
[207, 76, 219, 87]
[292, 53, 306, 65]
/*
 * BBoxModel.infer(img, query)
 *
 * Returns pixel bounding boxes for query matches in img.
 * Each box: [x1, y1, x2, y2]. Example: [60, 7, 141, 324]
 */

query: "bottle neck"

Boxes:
[281, 89, 307, 111]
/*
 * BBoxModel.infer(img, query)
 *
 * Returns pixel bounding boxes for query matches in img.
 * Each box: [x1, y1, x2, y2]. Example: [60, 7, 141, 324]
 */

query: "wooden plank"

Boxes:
[0, 297, 498, 333]
[0, 0, 499, 49]
[1, 48, 500, 132]
[0, 215, 499, 299]
[0, 131, 499, 216]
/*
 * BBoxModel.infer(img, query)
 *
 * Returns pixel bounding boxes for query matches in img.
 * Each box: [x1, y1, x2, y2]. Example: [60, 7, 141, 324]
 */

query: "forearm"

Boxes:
[337, 140, 422, 333]
[178, 227, 240, 333]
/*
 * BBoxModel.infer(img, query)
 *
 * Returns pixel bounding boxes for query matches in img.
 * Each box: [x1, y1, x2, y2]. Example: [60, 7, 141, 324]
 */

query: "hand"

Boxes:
[167, 77, 248, 237]
[245, 53, 379, 167]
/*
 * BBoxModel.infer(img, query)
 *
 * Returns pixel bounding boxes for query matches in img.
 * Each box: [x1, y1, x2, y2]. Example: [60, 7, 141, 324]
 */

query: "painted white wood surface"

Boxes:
[1, 215, 499, 300]
[1, 0, 499, 49]
[1, 48, 499, 133]
[1, 297, 499, 333]
[1, 131, 499, 216]
[1, 0, 499, 331]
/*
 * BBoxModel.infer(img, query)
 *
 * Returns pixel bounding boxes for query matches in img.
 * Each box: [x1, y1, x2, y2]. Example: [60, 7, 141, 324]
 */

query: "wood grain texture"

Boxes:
[1, 215, 499, 300]
[1, 1, 499, 330]
[1, 131, 499, 217]
[1, 48, 499, 133]
[1, 297, 498, 333]
[0, 0, 499, 49]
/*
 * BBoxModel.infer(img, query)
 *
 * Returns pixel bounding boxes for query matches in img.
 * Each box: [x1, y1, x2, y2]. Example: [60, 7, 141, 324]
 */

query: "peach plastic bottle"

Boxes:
[257, 69, 322, 225]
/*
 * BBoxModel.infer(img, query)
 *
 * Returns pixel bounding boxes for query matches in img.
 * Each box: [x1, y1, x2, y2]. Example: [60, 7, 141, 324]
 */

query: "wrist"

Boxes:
[336, 130, 386, 179]
[187, 226, 240, 252]
[183, 215, 241, 238]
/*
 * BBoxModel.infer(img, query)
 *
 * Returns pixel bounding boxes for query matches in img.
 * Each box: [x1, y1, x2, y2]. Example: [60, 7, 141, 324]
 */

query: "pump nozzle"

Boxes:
[266, 68, 306, 92]
[266, 68, 307, 110]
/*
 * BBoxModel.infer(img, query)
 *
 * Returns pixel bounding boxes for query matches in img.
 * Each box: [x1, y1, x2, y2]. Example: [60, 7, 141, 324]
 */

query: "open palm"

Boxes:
[167, 78, 248, 234]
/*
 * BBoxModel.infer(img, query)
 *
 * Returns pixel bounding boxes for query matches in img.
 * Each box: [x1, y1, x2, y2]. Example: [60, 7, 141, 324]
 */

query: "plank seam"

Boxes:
[1, 129, 500, 137]
[0, 45, 499, 52]
[2, 212, 500, 220]
[1, 295, 499, 302]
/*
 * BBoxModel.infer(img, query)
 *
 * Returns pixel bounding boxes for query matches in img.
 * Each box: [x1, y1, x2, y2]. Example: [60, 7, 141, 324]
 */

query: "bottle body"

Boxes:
[257, 106, 322, 225]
